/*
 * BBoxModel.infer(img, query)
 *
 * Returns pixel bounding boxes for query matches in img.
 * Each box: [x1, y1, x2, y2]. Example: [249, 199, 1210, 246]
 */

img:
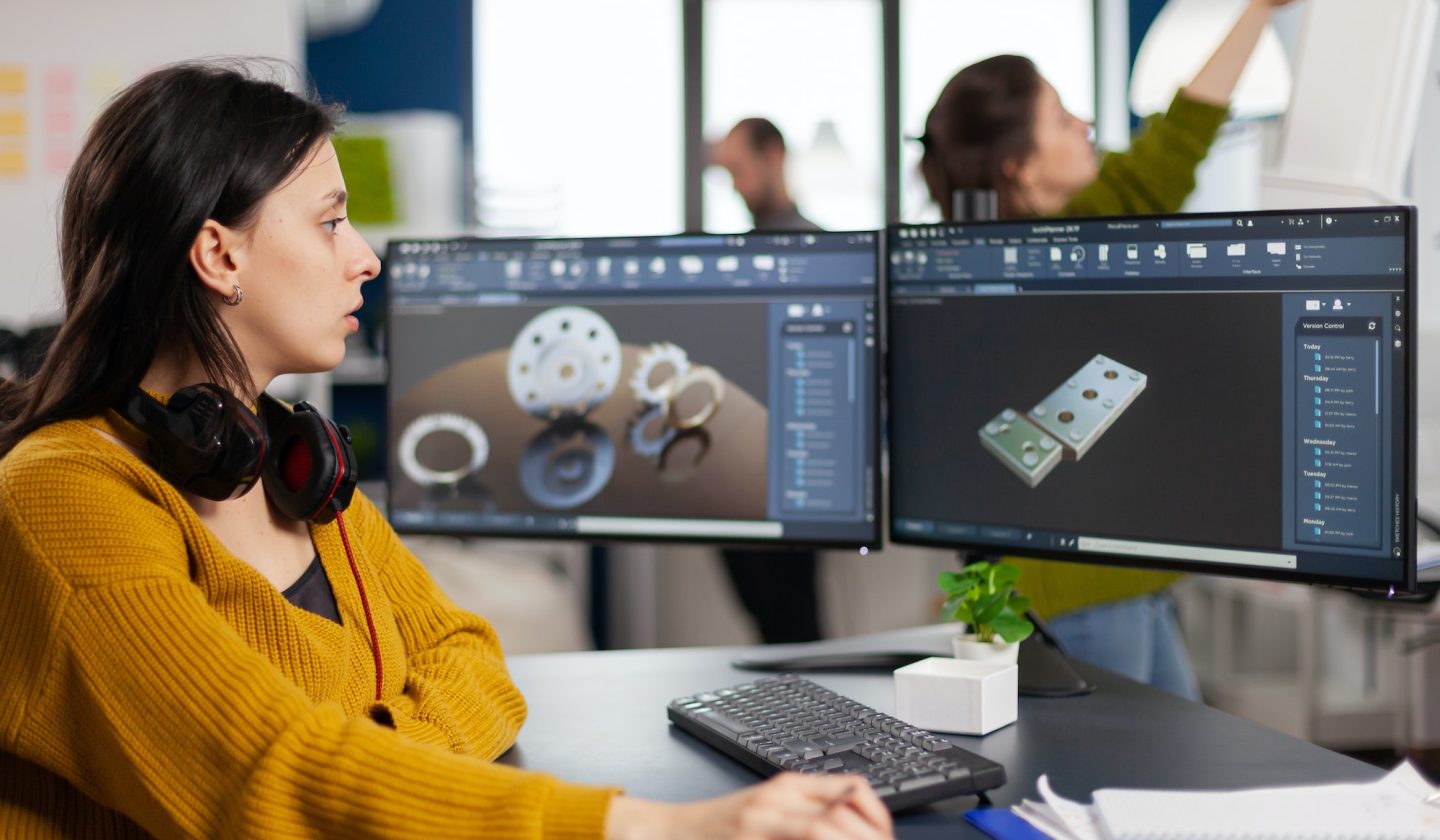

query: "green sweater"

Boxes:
[1011, 91, 1230, 619]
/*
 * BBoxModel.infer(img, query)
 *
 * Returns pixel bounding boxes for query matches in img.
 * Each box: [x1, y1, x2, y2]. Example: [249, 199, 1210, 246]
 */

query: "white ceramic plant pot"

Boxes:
[952, 632, 1019, 664]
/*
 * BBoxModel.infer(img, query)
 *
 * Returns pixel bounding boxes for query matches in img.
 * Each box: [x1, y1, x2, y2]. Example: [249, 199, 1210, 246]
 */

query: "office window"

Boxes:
[899, 0, 1095, 221]
[474, 0, 683, 236]
[702, 0, 884, 232]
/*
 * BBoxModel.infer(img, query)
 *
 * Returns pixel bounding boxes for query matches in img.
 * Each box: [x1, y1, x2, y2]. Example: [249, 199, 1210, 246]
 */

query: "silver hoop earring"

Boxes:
[223, 285, 243, 306]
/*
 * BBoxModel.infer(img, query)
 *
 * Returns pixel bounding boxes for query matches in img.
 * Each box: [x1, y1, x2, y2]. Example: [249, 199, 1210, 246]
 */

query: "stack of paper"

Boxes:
[1011, 762, 1440, 839]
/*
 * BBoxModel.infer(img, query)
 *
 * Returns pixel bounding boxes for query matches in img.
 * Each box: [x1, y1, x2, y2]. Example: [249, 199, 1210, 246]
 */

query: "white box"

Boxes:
[893, 657, 1018, 736]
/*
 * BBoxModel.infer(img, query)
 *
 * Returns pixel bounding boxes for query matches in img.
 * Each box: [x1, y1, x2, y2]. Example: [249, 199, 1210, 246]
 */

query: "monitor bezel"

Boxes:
[883, 205, 1418, 594]
[382, 229, 886, 550]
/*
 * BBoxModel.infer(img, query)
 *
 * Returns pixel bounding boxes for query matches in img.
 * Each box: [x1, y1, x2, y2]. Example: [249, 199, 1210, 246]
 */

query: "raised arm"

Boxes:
[1184, 0, 1300, 106]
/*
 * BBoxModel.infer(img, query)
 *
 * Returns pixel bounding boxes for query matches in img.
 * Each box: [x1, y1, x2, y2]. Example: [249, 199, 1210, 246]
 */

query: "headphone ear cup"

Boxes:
[260, 399, 358, 523]
[118, 384, 266, 501]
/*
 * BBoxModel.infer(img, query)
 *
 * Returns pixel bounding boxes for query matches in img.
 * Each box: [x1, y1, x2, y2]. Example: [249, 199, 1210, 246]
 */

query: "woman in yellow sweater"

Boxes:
[0, 62, 891, 839]
[917, 0, 1298, 699]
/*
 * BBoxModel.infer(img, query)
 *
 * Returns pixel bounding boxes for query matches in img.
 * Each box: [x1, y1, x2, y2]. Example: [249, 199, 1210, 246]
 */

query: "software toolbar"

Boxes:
[389, 233, 878, 302]
[890, 212, 1405, 292]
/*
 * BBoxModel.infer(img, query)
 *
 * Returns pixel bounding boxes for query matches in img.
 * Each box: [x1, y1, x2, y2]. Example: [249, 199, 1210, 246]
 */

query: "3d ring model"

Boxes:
[396, 412, 490, 486]
[666, 365, 726, 431]
[507, 306, 622, 418]
[657, 427, 712, 484]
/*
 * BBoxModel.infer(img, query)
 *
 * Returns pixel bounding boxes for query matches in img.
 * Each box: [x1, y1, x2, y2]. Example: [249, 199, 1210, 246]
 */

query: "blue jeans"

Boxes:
[1047, 592, 1201, 701]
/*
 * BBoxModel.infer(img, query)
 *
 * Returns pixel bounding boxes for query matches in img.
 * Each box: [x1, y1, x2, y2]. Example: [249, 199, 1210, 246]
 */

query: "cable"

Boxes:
[335, 511, 383, 701]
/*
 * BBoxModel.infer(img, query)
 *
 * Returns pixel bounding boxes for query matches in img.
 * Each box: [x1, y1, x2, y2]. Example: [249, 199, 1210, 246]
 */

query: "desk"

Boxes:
[502, 624, 1383, 838]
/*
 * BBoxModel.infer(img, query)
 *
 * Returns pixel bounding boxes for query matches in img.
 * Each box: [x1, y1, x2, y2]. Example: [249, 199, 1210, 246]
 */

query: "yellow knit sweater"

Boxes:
[0, 413, 618, 838]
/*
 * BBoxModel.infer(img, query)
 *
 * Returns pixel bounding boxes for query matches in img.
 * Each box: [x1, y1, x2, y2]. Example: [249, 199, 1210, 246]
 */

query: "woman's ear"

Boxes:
[188, 220, 243, 300]
[1001, 155, 1027, 190]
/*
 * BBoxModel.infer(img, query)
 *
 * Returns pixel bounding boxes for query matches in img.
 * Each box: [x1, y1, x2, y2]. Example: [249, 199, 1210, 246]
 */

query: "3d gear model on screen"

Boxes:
[628, 404, 676, 459]
[626, 342, 726, 461]
[507, 306, 622, 418]
[979, 354, 1147, 487]
[396, 412, 490, 487]
[520, 418, 615, 509]
[630, 342, 691, 406]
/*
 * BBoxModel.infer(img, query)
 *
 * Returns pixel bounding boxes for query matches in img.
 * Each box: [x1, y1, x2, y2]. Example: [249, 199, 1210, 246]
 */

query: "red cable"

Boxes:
[336, 511, 383, 701]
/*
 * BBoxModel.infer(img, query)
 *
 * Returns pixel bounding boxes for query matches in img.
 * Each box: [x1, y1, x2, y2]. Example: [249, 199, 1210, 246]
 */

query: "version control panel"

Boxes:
[766, 299, 876, 526]
[1282, 293, 1399, 559]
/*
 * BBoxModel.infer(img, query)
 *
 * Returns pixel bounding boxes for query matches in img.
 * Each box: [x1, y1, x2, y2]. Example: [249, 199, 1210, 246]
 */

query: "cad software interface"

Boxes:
[888, 208, 1413, 587]
[386, 232, 880, 545]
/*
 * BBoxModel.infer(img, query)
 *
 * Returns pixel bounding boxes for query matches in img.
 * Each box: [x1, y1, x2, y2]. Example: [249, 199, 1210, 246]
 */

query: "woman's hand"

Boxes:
[605, 773, 895, 840]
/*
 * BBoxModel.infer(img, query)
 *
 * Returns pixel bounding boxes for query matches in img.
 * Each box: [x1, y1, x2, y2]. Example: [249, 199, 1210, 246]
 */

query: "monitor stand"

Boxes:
[730, 553, 1094, 697]
[1015, 606, 1095, 697]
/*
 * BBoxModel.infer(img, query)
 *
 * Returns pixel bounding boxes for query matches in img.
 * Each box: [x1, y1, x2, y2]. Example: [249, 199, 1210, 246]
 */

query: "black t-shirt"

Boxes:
[281, 555, 341, 624]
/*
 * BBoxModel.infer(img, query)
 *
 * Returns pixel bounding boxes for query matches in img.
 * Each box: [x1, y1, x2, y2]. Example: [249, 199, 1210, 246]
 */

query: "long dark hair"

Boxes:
[919, 54, 1044, 220]
[0, 60, 341, 457]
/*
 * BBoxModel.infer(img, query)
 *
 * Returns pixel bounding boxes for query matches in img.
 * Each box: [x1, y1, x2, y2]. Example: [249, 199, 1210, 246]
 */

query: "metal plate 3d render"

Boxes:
[1027, 354, 1146, 461]
[978, 408, 1063, 487]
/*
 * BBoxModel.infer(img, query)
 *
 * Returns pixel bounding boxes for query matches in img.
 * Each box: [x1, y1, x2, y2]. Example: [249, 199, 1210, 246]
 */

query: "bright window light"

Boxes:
[475, 0, 683, 236]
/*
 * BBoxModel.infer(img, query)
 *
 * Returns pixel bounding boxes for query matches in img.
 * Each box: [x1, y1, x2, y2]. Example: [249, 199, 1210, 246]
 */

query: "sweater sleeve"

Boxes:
[1065, 91, 1230, 218]
[345, 494, 530, 759]
[0, 454, 617, 839]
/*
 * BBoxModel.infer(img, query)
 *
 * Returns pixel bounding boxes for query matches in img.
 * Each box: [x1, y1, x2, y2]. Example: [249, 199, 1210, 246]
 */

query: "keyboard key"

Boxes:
[898, 773, 946, 792]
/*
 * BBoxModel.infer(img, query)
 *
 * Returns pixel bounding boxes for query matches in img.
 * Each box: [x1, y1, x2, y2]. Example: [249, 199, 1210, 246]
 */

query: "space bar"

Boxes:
[693, 709, 751, 740]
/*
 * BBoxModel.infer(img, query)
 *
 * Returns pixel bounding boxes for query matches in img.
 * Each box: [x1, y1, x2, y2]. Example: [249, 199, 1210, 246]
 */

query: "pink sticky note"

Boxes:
[44, 67, 76, 97]
[44, 109, 75, 135]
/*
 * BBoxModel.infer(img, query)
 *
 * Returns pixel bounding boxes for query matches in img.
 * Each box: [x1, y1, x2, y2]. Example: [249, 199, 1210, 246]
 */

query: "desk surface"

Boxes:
[502, 624, 1382, 839]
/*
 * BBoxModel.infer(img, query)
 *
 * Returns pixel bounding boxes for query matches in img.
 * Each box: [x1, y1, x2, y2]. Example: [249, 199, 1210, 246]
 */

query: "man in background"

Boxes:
[712, 117, 821, 643]
[712, 117, 819, 233]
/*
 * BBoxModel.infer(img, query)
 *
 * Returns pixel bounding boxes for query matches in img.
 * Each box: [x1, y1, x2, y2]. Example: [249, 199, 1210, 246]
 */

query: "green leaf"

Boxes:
[1007, 595, 1031, 614]
[973, 592, 1006, 625]
[991, 612, 1035, 643]
[937, 571, 963, 593]
[991, 563, 1020, 588]
[965, 561, 993, 575]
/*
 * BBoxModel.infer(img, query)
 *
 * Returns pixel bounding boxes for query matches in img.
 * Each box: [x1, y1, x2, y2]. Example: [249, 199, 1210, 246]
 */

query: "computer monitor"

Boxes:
[385, 231, 881, 547]
[887, 207, 1417, 592]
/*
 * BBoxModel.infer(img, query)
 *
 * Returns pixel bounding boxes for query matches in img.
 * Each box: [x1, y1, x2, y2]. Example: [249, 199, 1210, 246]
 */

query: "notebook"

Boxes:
[1017, 762, 1440, 840]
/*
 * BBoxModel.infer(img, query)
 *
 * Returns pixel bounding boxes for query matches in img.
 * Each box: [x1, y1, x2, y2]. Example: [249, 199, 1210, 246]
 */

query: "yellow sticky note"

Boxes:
[90, 68, 125, 99]
[0, 149, 26, 176]
[0, 110, 27, 136]
[0, 67, 25, 94]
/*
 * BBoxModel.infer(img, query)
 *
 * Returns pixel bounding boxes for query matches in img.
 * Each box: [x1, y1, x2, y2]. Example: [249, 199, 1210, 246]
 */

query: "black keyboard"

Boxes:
[667, 674, 1005, 811]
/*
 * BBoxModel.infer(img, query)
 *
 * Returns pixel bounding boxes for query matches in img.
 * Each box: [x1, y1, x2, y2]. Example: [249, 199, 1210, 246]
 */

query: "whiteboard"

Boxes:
[0, 0, 303, 329]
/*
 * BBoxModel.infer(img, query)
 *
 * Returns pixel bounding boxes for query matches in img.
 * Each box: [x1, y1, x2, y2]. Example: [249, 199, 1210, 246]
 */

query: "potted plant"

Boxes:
[938, 561, 1035, 663]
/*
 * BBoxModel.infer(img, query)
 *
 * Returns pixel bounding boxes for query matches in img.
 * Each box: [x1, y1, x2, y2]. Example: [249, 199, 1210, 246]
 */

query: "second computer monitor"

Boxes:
[386, 232, 881, 547]
[887, 208, 1416, 591]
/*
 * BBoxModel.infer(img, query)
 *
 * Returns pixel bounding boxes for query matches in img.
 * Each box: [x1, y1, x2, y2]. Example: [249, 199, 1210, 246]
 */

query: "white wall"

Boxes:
[0, 0, 303, 330]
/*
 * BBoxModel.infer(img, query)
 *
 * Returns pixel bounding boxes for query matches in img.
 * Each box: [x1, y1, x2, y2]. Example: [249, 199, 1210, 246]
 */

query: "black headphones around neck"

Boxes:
[118, 384, 357, 523]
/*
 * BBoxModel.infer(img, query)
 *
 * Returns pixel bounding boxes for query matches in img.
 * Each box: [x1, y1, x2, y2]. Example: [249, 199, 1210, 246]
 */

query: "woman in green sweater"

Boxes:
[917, 0, 1299, 698]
